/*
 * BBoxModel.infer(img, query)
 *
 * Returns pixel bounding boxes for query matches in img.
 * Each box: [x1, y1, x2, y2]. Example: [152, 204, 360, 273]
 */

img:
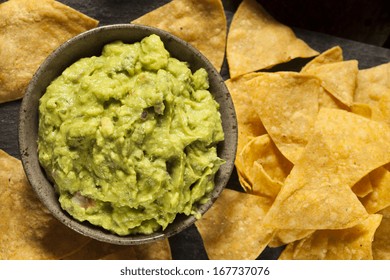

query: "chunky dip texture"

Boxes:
[38, 34, 224, 235]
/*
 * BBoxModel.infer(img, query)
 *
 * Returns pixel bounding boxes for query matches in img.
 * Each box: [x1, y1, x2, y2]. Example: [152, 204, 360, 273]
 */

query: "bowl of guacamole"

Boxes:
[19, 24, 237, 245]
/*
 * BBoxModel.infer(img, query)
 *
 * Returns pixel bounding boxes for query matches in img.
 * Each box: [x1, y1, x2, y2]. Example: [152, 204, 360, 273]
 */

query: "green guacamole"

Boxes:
[38, 34, 224, 236]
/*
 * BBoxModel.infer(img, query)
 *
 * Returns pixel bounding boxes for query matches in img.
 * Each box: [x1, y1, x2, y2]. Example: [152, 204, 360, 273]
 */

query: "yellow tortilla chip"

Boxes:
[247, 72, 322, 164]
[225, 73, 267, 156]
[279, 214, 382, 260]
[225, 73, 267, 192]
[239, 134, 292, 198]
[0, 0, 98, 103]
[301, 46, 343, 72]
[263, 109, 390, 232]
[64, 238, 171, 260]
[269, 229, 314, 248]
[354, 62, 390, 126]
[236, 168, 252, 193]
[360, 167, 390, 214]
[99, 246, 138, 260]
[250, 162, 283, 200]
[132, 0, 226, 71]
[318, 90, 350, 110]
[351, 103, 373, 119]
[302, 60, 359, 107]
[226, 0, 318, 78]
[372, 207, 390, 260]
[0, 149, 90, 260]
[101, 239, 172, 260]
[195, 188, 273, 260]
[62, 240, 124, 260]
[131, 239, 172, 260]
[352, 174, 373, 198]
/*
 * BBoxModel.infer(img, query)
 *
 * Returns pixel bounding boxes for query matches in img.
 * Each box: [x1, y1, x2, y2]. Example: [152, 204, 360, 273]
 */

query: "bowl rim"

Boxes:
[18, 23, 237, 245]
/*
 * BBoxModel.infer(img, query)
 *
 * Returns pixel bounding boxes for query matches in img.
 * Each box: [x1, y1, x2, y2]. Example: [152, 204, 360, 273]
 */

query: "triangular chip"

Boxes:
[279, 214, 382, 260]
[301, 46, 343, 72]
[132, 0, 226, 71]
[226, 0, 318, 78]
[131, 239, 172, 260]
[372, 207, 390, 260]
[352, 174, 373, 198]
[247, 72, 322, 164]
[99, 246, 138, 260]
[301, 47, 351, 111]
[354, 62, 390, 126]
[318, 90, 350, 110]
[351, 103, 373, 119]
[269, 229, 314, 248]
[302, 60, 359, 107]
[263, 109, 390, 232]
[62, 239, 127, 260]
[250, 162, 283, 200]
[239, 134, 292, 198]
[0, 150, 90, 260]
[225, 73, 267, 192]
[0, 0, 98, 103]
[195, 188, 273, 260]
[63, 238, 171, 260]
[225, 73, 267, 155]
[360, 167, 390, 214]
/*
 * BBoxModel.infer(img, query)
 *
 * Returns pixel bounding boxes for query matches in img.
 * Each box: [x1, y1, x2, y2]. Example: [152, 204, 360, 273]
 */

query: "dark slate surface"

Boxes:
[0, 0, 389, 260]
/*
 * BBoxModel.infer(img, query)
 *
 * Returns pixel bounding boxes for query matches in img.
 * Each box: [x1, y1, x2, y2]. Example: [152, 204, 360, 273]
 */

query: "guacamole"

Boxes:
[38, 34, 224, 236]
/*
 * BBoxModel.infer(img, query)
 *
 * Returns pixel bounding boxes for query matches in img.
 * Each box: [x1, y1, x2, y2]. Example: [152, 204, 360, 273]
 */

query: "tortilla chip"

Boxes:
[0, 0, 98, 103]
[241, 134, 292, 183]
[360, 167, 390, 214]
[352, 174, 373, 198]
[301, 46, 343, 72]
[0, 149, 90, 260]
[301, 46, 358, 108]
[99, 246, 138, 260]
[195, 188, 273, 260]
[263, 109, 390, 232]
[269, 229, 314, 248]
[372, 207, 390, 260]
[354, 62, 390, 126]
[131, 239, 172, 260]
[318, 90, 350, 110]
[62, 240, 124, 260]
[351, 103, 373, 119]
[239, 134, 292, 198]
[247, 72, 322, 164]
[225, 73, 267, 155]
[302, 60, 359, 107]
[64, 238, 172, 260]
[236, 167, 252, 193]
[250, 162, 283, 200]
[279, 214, 382, 260]
[225, 73, 267, 192]
[132, 0, 226, 71]
[226, 0, 318, 78]
[101, 239, 172, 260]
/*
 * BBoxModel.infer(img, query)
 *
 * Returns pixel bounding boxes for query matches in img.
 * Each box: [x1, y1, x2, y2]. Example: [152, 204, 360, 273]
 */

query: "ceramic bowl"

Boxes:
[19, 24, 237, 245]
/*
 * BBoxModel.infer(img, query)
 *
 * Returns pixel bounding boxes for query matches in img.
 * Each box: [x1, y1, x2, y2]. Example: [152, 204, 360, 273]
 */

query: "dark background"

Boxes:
[255, 0, 390, 49]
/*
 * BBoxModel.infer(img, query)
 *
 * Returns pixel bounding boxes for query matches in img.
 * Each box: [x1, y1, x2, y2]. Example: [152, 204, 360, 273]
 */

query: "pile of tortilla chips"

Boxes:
[195, 0, 390, 260]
